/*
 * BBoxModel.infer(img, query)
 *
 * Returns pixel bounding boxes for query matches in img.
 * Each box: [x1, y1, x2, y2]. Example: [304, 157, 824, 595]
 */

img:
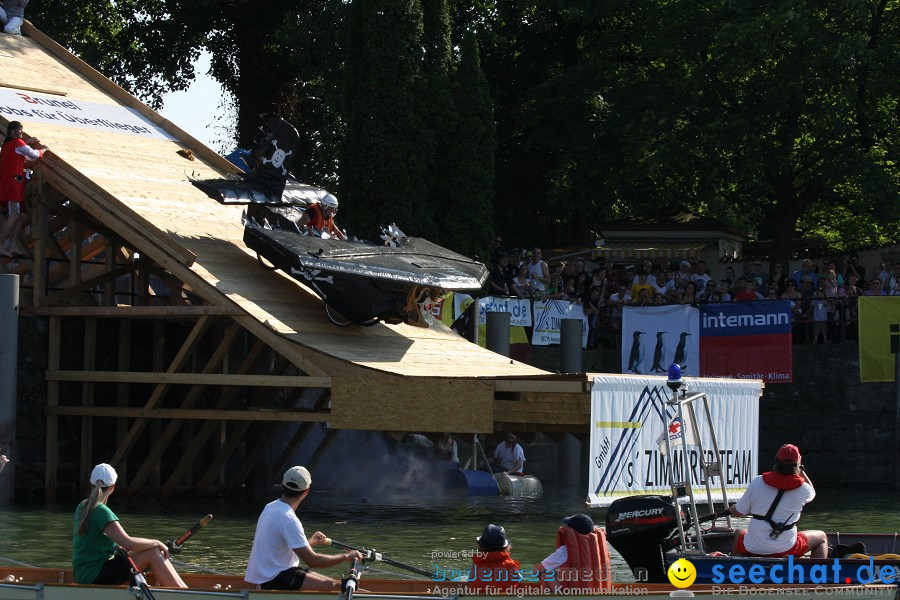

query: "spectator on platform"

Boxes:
[735, 280, 760, 302]
[844, 253, 865, 285]
[792, 259, 818, 289]
[527, 248, 551, 297]
[807, 290, 829, 343]
[655, 269, 675, 296]
[681, 281, 699, 305]
[750, 261, 769, 290]
[693, 261, 712, 298]
[876, 259, 893, 293]
[864, 278, 886, 296]
[583, 286, 604, 349]
[798, 276, 816, 299]
[511, 265, 532, 298]
[490, 237, 505, 265]
[674, 260, 693, 289]
[771, 262, 788, 294]
[725, 266, 737, 288]
[717, 279, 733, 302]
[591, 268, 608, 301]
[825, 261, 844, 286]
[633, 287, 653, 306]
[629, 272, 654, 302]
[633, 261, 658, 288]
[765, 285, 780, 300]
[708, 290, 723, 304]
[886, 263, 900, 296]
[608, 285, 631, 330]
[489, 256, 514, 296]
[653, 292, 666, 305]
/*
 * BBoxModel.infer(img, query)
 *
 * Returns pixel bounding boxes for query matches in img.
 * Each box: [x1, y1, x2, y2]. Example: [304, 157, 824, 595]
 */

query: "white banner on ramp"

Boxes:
[588, 374, 760, 507]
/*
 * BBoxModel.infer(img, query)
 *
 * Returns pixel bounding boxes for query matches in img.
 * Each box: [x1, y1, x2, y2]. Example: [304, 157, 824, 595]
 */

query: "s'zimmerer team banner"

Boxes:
[588, 374, 761, 507]
[532, 299, 588, 347]
[858, 296, 900, 382]
[699, 301, 793, 383]
[621, 305, 700, 376]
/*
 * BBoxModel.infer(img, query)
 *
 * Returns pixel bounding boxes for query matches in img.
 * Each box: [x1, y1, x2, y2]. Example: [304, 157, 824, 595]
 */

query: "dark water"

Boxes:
[0, 487, 898, 582]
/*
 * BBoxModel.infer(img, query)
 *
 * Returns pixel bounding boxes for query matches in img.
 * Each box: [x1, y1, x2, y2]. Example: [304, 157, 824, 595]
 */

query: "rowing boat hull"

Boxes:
[0, 568, 895, 600]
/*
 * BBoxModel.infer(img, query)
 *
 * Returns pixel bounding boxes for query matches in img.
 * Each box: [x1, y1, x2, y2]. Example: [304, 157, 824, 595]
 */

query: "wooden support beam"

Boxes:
[45, 370, 332, 388]
[116, 320, 131, 482]
[162, 337, 269, 496]
[79, 318, 96, 481]
[25, 305, 243, 318]
[45, 406, 330, 422]
[108, 316, 211, 468]
[193, 421, 253, 495]
[103, 240, 117, 306]
[306, 429, 341, 471]
[44, 259, 149, 305]
[223, 421, 282, 496]
[127, 322, 243, 493]
[44, 316, 61, 499]
[31, 173, 47, 307]
[494, 378, 588, 394]
[67, 218, 82, 287]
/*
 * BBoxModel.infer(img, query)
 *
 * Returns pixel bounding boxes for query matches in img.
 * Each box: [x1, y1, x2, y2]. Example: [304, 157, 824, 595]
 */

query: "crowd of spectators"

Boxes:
[488, 238, 900, 347]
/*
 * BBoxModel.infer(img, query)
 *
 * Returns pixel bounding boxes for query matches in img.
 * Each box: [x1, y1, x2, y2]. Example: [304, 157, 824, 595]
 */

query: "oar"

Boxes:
[167, 514, 213, 554]
[0, 556, 37, 568]
[324, 538, 433, 579]
[170, 559, 233, 576]
[125, 553, 157, 600]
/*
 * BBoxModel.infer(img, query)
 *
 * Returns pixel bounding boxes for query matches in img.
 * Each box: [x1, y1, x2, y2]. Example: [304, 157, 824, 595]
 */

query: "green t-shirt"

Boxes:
[72, 501, 119, 584]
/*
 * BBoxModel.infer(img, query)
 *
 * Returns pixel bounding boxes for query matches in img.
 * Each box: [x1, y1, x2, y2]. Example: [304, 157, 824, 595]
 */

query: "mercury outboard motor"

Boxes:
[605, 495, 682, 583]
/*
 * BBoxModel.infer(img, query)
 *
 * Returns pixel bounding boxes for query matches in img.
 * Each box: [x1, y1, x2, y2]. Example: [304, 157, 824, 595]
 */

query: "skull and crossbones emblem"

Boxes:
[262, 139, 293, 176]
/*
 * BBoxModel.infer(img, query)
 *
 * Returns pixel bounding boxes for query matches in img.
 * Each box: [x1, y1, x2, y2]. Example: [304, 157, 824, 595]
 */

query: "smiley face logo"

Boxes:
[667, 558, 696, 588]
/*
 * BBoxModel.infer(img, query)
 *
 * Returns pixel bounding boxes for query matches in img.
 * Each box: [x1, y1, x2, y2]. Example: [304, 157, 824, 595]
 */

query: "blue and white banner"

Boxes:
[476, 296, 532, 327]
[0, 88, 176, 140]
[531, 300, 588, 346]
[588, 374, 760, 507]
[621, 305, 700, 376]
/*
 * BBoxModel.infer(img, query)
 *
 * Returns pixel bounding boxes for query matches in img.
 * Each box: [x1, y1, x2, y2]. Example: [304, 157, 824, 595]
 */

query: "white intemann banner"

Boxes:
[588, 374, 761, 507]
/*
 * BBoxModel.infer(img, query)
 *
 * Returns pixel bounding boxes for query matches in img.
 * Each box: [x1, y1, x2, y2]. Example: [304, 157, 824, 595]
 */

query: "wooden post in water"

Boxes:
[0, 274, 18, 505]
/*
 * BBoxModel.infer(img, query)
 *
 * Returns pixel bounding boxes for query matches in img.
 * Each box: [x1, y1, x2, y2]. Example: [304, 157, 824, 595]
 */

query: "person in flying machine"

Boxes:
[297, 194, 346, 240]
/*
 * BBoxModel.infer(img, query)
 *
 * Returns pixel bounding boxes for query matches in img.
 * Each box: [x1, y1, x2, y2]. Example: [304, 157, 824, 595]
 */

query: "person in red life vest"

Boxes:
[0, 121, 46, 257]
[533, 513, 611, 592]
[724, 444, 827, 558]
[467, 524, 520, 594]
[297, 193, 346, 240]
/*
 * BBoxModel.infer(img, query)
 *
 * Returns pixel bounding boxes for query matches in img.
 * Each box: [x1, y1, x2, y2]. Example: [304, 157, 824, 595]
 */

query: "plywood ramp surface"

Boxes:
[2, 25, 549, 379]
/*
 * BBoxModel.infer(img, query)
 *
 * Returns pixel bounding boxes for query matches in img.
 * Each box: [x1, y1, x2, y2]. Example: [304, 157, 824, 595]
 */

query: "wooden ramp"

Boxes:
[0, 24, 592, 496]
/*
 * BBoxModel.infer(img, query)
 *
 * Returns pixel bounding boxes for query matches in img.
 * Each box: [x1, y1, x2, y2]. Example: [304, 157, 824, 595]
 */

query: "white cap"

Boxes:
[282, 466, 311, 491]
[90, 463, 118, 487]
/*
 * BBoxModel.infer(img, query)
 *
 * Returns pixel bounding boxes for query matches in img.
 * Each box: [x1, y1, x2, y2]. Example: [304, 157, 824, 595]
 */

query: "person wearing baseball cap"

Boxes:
[244, 466, 363, 590]
[72, 463, 187, 587]
[722, 444, 827, 558]
[533, 513, 607, 592]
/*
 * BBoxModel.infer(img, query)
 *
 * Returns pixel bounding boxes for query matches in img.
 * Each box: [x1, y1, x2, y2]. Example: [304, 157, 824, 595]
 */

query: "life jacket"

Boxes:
[467, 550, 521, 593]
[304, 203, 338, 237]
[551, 526, 612, 592]
[751, 472, 805, 538]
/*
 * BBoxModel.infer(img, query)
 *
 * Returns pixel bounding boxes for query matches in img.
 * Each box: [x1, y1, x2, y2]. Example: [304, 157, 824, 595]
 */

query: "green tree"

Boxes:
[440, 30, 496, 259]
[339, 0, 434, 239]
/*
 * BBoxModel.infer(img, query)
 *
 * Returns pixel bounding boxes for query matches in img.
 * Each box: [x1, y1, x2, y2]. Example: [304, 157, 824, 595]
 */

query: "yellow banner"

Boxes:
[858, 296, 900, 382]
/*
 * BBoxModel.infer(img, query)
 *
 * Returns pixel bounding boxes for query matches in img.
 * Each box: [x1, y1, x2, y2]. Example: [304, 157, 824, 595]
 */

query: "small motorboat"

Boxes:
[602, 370, 900, 587]
[192, 117, 488, 327]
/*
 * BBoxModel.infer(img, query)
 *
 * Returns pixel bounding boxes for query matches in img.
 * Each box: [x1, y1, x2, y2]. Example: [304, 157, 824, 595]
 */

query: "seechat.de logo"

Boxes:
[667, 558, 697, 588]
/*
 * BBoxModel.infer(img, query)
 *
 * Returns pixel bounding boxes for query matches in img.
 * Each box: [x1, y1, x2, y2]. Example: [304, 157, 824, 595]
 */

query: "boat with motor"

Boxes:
[191, 116, 488, 327]
[603, 365, 900, 588]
